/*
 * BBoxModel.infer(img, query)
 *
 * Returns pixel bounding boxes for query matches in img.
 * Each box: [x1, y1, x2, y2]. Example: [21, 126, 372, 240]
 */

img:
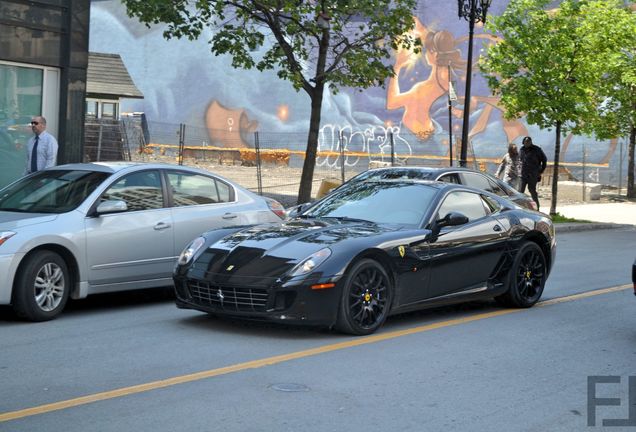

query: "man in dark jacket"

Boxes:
[519, 136, 547, 210]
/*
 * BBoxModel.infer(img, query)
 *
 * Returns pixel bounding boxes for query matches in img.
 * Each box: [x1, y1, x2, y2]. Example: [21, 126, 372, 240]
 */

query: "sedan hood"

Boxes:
[0, 212, 58, 230]
[193, 219, 391, 285]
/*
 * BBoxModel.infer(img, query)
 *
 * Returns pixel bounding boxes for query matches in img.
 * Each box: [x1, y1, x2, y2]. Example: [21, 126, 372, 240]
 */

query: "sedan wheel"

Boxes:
[13, 251, 70, 321]
[336, 259, 392, 335]
[497, 242, 546, 308]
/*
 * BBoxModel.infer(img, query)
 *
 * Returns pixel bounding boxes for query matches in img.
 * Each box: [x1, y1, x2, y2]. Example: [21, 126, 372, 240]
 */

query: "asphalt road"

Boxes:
[1, 227, 635, 432]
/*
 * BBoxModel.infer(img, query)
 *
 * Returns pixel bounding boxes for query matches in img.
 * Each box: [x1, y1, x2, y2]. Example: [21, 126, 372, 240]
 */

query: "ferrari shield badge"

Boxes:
[398, 245, 406, 258]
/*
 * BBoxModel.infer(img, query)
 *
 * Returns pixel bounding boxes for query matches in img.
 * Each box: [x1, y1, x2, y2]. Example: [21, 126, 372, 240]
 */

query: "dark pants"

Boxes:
[520, 176, 540, 210]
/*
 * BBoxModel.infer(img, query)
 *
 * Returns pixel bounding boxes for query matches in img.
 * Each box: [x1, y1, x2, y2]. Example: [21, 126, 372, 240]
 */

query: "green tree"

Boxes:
[580, 0, 636, 198]
[480, 0, 603, 215]
[123, 0, 419, 204]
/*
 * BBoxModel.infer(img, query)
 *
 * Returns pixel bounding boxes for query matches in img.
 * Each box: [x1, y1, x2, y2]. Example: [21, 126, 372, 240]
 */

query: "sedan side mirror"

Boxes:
[96, 199, 128, 215]
[436, 211, 469, 228]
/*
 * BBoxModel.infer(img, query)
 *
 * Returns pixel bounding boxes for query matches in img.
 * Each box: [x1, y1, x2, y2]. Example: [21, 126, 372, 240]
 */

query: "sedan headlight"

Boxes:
[0, 231, 16, 247]
[177, 237, 206, 266]
[289, 248, 332, 277]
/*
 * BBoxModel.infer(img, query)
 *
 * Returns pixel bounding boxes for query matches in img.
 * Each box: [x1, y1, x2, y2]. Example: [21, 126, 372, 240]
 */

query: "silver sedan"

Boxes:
[0, 162, 284, 321]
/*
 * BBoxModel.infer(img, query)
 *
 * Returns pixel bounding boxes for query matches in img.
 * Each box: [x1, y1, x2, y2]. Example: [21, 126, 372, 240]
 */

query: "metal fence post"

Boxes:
[582, 141, 586, 201]
[178, 123, 186, 166]
[339, 131, 345, 183]
[390, 131, 395, 166]
[96, 122, 103, 161]
[255, 131, 263, 195]
[119, 117, 131, 161]
[618, 139, 624, 196]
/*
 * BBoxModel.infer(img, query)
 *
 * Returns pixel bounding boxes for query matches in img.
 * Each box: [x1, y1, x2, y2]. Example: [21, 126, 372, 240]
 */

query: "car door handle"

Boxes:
[493, 224, 502, 232]
[154, 221, 171, 231]
[222, 213, 238, 220]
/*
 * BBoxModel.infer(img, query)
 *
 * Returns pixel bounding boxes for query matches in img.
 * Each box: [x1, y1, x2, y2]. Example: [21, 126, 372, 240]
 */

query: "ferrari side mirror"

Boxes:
[436, 211, 469, 228]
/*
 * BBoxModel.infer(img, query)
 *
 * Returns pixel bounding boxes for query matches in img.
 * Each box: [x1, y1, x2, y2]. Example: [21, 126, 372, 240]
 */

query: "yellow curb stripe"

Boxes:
[0, 284, 630, 423]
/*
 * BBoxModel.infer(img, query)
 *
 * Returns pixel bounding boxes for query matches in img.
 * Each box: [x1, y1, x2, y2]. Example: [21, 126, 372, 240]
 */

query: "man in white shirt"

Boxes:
[25, 116, 58, 175]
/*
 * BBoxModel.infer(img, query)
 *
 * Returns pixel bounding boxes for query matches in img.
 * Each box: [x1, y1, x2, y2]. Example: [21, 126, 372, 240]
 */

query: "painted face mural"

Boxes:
[205, 101, 258, 148]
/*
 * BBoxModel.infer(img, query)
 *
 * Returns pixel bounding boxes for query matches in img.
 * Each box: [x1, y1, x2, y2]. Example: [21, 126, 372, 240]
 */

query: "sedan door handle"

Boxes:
[493, 224, 502, 232]
[154, 221, 171, 231]
[222, 213, 238, 220]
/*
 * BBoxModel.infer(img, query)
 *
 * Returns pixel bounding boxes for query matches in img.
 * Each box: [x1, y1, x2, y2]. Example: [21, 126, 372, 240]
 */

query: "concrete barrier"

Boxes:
[368, 161, 392, 169]
[316, 178, 342, 199]
[557, 180, 601, 201]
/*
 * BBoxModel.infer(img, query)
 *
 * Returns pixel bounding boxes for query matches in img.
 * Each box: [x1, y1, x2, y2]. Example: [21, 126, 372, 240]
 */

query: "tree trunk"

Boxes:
[297, 21, 330, 205]
[549, 121, 562, 216]
[627, 123, 635, 199]
[297, 84, 325, 204]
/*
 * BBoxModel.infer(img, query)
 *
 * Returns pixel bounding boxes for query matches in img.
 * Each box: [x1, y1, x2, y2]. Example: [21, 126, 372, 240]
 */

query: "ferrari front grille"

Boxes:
[186, 279, 269, 312]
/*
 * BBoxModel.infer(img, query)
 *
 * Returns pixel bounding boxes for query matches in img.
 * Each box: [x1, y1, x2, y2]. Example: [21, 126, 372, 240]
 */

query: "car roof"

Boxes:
[46, 162, 251, 195]
[351, 178, 458, 192]
[47, 162, 211, 175]
[364, 166, 490, 176]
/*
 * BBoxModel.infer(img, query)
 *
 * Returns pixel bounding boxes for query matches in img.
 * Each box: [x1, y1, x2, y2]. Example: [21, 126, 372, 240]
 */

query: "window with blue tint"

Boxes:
[0, 63, 44, 188]
[166, 171, 234, 206]
[437, 191, 488, 222]
[0, 170, 109, 213]
[102, 171, 163, 211]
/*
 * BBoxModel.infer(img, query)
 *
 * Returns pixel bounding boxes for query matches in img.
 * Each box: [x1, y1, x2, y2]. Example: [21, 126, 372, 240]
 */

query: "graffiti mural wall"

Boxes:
[89, 0, 628, 184]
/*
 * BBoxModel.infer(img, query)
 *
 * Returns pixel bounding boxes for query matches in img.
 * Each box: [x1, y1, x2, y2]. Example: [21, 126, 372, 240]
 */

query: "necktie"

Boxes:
[31, 135, 39, 173]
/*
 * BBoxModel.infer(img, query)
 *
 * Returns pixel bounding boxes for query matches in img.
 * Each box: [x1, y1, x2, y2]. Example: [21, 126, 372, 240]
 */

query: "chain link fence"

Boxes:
[85, 115, 633, 206]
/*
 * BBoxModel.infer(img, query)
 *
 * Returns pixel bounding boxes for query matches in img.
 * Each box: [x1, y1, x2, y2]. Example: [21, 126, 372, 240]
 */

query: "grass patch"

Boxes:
[550, 213, 592, 223]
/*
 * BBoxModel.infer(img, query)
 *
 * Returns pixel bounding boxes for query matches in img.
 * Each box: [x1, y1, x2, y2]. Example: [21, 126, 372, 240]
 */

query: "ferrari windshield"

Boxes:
[303, 181, 437, 226]
[0, 170, 110, 214]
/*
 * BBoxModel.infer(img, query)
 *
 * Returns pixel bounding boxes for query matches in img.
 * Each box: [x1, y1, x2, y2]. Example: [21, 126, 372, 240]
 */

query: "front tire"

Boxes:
[497, 242, 546, 308]
[13, 251, 70, 321]
[336, 259, 392, 335]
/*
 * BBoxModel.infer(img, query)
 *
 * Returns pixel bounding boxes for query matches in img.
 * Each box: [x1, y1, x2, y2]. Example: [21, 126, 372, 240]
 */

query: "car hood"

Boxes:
[0, 211, 59, 230]
[192, 219, 393, 285]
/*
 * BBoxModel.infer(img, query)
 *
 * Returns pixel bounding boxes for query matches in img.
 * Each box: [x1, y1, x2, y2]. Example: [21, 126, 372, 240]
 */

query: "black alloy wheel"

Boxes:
[336, 259, 392, 335]
[497, 242, 546, 308]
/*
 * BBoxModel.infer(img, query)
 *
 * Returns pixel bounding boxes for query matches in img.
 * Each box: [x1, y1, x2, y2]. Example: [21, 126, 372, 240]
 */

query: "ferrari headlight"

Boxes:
[177, 236, 206, 266]
[0, 231, 16, 247]
[290, 248, 332, 277]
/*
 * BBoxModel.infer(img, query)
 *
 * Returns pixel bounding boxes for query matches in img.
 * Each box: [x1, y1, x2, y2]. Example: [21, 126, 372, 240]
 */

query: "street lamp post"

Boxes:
[457, 0, 491, 168]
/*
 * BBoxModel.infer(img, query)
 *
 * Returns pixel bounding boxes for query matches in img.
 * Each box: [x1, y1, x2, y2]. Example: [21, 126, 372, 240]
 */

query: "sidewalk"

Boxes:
[539, 191, 636, 233]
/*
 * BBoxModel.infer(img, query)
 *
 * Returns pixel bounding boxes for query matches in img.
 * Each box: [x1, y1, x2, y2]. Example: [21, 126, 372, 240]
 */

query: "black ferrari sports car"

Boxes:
[174, 179, 556, 335]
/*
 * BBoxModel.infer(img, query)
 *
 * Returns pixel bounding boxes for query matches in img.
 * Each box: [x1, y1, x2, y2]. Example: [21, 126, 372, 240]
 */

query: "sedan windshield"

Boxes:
[303, 181, 437, 226]
[0, 170, 110, 213]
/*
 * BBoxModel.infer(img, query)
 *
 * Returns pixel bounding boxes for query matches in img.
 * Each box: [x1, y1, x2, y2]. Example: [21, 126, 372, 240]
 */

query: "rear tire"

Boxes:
[336, 259, 392, 335]
[496, 242, 546, 308]
[13, 251, 70, 321]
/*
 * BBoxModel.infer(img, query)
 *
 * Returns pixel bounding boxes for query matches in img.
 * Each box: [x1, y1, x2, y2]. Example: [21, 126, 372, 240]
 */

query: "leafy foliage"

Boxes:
[481, 0, 598, 133]
[480, 0, 636, 212]
[124, 0, 419, 203]
[581, 0, 636, 197]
